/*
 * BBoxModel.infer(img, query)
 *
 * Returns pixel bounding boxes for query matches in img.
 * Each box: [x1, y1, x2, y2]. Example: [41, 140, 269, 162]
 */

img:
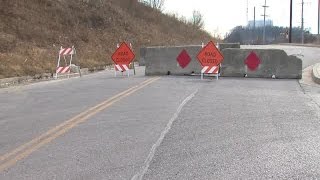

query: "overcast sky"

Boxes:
[163, 0, 319, 36]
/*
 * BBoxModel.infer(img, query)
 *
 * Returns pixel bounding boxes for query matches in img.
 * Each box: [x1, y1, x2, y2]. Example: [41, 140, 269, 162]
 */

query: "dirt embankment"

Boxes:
[0, 0, 214, 78]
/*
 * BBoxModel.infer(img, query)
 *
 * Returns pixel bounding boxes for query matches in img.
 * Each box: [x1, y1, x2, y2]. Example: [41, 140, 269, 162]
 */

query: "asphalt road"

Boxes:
[242, 45, 320, 68]
[0, 65, 320, 179]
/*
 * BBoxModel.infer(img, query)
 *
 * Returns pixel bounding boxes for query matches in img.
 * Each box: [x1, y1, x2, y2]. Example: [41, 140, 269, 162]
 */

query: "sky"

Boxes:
[163, 0, 319, 37]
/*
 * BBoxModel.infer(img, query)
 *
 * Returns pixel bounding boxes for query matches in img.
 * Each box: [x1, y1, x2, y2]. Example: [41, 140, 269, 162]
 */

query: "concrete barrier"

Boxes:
[139, 43, 240, 66]
[143, 45, 203, 76]
[139, 48, 147, 66]
[219, 43, 240, 51]
[221, 49, 302, 79]
[80, 68, 89, 75]
[70, 64, 81, 73]
[142, 45, 302, 79]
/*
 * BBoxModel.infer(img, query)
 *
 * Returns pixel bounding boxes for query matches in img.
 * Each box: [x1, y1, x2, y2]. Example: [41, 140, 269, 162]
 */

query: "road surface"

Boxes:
[1, 46, 320, 179]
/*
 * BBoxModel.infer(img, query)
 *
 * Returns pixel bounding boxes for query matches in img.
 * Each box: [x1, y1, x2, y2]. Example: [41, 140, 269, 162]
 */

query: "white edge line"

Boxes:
[131, 89, 199, 180]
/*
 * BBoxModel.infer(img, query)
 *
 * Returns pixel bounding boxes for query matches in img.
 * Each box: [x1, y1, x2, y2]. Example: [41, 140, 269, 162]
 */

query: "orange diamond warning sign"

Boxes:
[111, 42, 135, 65]
[197, 41, 224, 67]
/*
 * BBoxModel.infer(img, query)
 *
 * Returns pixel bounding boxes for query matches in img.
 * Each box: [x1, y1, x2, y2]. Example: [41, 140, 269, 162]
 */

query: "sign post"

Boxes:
[197, 41, 224, 80]
[111, 42, 135, 77]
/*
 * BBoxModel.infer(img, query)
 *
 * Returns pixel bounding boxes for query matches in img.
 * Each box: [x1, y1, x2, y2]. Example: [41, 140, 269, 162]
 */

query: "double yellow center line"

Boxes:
[0, 77, 160, 172]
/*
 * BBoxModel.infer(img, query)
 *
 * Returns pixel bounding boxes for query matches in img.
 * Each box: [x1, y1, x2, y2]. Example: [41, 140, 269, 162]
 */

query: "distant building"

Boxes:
[248, 20, 273, 28]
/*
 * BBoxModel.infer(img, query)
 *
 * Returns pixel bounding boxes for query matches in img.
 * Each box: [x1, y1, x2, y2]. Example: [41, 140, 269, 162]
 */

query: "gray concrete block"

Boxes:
[70, 64, 81, 73]
[221, 48, 302, 79]
[142, 45, 302, 79]
[80, 68, 89, 75]
[219, 43, 240, 51]
[143, 45, 203, 76]
[139, 48, 147, 66]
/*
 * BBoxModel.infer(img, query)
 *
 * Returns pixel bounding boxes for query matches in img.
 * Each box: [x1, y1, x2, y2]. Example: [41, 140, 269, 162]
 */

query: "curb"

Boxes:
[0, 64, 119, 88]
[312, 63, 320, 84]
[0, 68, 89, 88]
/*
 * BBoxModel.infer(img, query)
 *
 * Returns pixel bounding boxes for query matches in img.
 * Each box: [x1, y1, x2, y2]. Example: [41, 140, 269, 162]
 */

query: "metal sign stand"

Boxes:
[201, 42, 204, 80]
[129, 43, 136, 76]
[114, 66, 130, 78]
[116, 44, 120, 78]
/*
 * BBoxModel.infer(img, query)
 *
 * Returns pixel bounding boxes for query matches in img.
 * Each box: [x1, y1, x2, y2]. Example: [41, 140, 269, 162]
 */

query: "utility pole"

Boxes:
[318, 0, 320, 43]
[318, 0, 320, 35]
[301, 0, 305, 44]
[262, 0, 269, 44]
[252, 6, 256, 44]
[246, 0, 249, 25]
[254, 6, 256, 29]
[289, 0, 293, 43]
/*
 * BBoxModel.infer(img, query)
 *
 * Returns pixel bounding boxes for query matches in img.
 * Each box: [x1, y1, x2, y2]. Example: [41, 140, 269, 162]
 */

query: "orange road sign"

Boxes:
[111, 42, 135, 65]
[197, 41, 224, 67]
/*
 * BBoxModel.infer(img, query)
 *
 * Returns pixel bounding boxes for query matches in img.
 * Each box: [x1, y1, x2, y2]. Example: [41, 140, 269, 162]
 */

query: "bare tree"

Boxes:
[139, 0, 165, 10]
[191, 10, 204, 29]
[149, 0, 164, 10]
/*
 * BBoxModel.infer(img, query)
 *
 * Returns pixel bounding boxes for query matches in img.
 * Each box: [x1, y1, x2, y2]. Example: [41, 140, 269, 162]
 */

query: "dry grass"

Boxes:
[0, 0, 215, 78]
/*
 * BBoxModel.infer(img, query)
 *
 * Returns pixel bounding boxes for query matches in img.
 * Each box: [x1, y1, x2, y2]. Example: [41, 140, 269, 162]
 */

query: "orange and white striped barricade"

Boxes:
[114, 64, 130, 77]
[55, 46, 76, 79]
[201, 64, 221, 80]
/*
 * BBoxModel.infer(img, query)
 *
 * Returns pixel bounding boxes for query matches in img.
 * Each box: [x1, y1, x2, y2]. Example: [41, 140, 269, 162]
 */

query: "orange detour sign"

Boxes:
[197, 41, 224, 80]
[111, 42, 135, 66]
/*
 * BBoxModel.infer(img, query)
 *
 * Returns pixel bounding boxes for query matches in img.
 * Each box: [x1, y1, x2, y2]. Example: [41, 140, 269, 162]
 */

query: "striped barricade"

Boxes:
[201, 64, 221, 80]
[115, 64, 129, 72]
[59, 47, 74, 56]
[56, 66, 71, 74]
[56, 46, 79, 79]
[114, 64, 132, 77]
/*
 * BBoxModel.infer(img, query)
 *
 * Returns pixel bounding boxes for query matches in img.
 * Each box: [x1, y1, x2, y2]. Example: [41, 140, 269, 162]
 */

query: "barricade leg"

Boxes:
[133, 63, 136, 75]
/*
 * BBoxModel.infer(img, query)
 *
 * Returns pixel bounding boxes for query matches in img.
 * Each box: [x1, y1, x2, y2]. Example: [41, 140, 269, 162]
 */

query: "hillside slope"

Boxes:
[0, 0, 213, 78]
